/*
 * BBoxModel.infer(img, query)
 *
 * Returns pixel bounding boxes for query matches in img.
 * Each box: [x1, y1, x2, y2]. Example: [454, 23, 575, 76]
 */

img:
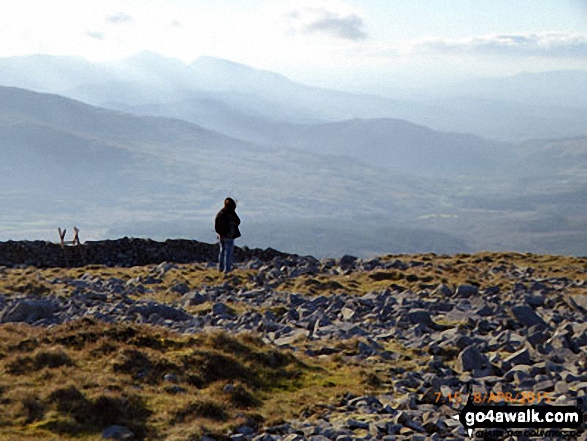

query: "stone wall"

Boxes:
[0, 238, 294, 268]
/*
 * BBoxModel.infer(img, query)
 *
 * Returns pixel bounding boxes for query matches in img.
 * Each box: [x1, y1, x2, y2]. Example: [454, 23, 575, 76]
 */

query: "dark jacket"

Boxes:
[215, 208, 241, 239]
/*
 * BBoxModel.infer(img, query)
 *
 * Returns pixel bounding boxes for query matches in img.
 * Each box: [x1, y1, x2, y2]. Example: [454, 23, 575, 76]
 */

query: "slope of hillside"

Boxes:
[2, 53, 587, 142]
[106, 98, 513, 177]
[0, 86, 468, 256]
[1, 85, 586, 256]
[247, 118, 513, 176]
[0, 250, 585, 440]
[0, 86, 249, 147]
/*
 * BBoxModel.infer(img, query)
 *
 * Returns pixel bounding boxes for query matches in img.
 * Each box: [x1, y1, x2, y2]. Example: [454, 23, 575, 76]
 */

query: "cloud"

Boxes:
[417, 33, 587, 58]
[304, 11, 366, 40]
[106, 12, 133, 24]
[86, 31, 106, 40]
[285, 2, 367, 41]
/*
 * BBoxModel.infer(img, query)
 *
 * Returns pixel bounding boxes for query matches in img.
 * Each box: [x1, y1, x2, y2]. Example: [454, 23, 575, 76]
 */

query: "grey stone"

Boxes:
[548, 347, 580, 364]
[525, 294, 545, 307]
[395, 411, 426, 433]
[212, 302, 236, 317]
[406, 309, 448, 331]
[253, 434, 279, 441]
[503, 347, 533, 367]
[83, 292, 108, 302]
[1, 298, 59, 323]
[183, 291, 207, 306]
[571, 323, 587, 347]
[348, 396, 383, 408]
[340, 306, 356, 321]
[102, 425, 134, 440]
[511, 305, 548, 328]
[164, 385, 187, 394]
[476, 305, 494, 317]
[347, 419, 369, 430]
[555, 381, 569, 395]
[456, 346, 492, 374]
[283, 436, 305, 441]
[340, 255, 358, 269]
[423, 418, 448, 434]
[455, 285, 478, 297]
[455, 336, 478, 351]
[169, 282, 190, 295]
[527, 327, 550, 348]
[534, 379, 555, 392]
[237, 425, 257, 435]
[131, 302, 191, 321]
[503, 364, 535, 382]
[429, 300, 453, 312]
[568, 294, 587, 312]
[163, 373, 179, 383]
[432, 284, 453, 297]
[357, 341, 375, 356]
[484, 285, 501, 295]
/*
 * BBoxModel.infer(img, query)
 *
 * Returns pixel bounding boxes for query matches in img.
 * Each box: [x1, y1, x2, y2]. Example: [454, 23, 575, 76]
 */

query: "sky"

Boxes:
[1, 0, 587, 92]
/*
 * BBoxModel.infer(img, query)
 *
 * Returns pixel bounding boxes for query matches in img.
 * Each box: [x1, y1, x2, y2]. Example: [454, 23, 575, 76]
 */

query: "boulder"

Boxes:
[455, 347, 492, 374]
[339, 255, 358, 270]
[455, 285, 478, 298]
[406, 309, 449, 331]
[182, 291, 207, 306]
[511, 305, 548, 328]
[101, 425, 134, 440]
[503, 347, 534, 367]
[1, 298, 59, 323]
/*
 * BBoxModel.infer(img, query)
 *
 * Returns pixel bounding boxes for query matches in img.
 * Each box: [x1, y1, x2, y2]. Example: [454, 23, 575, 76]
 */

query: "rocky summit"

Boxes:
[0, 243, 585, 441]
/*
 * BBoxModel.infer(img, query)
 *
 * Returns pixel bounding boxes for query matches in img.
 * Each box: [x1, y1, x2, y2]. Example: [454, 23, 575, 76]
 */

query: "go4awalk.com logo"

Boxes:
[452, 394, 584, 438]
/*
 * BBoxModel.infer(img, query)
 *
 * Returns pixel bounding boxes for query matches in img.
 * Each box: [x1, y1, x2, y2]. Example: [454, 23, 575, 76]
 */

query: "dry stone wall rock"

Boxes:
[0, 238, 294, 268]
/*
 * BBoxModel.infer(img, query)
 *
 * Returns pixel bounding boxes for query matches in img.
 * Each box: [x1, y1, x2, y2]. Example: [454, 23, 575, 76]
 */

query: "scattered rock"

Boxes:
[1, 247, 585, 441]
[101, 425, 134, 440]
[1, 298, 59, 323]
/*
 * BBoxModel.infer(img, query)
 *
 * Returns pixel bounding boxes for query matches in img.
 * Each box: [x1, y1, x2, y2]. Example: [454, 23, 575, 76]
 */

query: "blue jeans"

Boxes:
[218, 238, 235, 272]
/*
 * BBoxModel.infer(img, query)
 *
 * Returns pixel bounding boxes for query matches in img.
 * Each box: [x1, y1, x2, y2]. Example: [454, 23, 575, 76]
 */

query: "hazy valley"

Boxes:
[0, 54, 586, 257]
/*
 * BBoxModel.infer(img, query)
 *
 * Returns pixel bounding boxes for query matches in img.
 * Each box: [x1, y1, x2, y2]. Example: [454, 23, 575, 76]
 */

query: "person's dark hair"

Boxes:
[224, 197, 236, 210]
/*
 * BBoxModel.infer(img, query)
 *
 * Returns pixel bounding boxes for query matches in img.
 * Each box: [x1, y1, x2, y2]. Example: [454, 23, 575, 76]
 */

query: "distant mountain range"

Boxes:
[0, 55, 586, 256]
[1, 52, 586, 142]
[108, 103, 514, 176]
[1, 85, 476, 256]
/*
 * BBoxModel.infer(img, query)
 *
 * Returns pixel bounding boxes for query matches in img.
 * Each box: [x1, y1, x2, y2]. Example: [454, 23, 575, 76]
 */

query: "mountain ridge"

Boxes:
[3, 53, 587, 142]
[1, 83, 586, 256]
[1, 85, 471, 256]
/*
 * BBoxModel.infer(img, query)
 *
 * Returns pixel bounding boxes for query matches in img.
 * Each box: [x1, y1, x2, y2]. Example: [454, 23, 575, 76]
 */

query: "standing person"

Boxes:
[215, 197, 241, 273]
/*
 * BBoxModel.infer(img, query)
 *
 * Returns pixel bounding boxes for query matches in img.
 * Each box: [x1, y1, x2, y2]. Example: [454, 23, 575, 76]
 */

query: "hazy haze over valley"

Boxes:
[0, 0, 586, 257]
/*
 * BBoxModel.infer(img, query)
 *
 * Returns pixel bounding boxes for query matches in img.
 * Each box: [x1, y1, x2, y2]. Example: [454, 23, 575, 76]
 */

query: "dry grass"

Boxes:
[0, 319, 387, 440]
[1, 253, 584, 300]
[0, 252, 584, 439]
[274, 252, 586, 296]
